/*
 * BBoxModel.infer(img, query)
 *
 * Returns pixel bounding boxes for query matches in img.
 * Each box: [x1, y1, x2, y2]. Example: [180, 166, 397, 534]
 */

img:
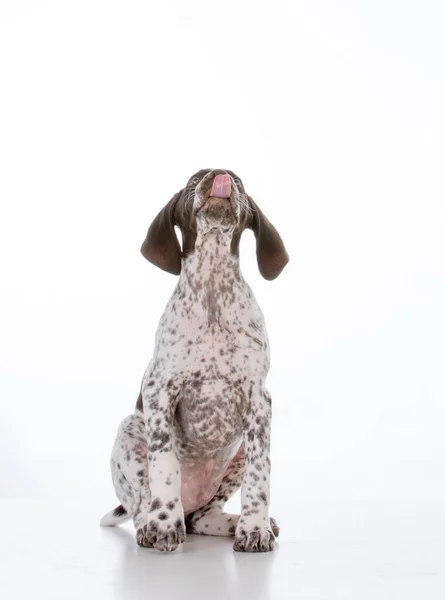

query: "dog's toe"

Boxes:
[136, 528, 153, 548]
[270, 517, 280, 538]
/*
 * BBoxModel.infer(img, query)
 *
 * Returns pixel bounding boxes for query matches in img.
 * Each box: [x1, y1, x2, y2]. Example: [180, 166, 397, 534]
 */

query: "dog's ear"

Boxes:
[248, 196, 289, 280]
[140, 192, 182, 275]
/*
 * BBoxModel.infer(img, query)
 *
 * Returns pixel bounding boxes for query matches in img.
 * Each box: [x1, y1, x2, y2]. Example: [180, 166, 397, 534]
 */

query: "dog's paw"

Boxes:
[233, 524, 276, 553]
[136, 514, 186, 552]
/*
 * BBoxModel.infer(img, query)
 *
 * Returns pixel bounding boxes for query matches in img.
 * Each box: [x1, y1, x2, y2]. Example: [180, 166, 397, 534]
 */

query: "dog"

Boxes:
[100, 169, 289, 552]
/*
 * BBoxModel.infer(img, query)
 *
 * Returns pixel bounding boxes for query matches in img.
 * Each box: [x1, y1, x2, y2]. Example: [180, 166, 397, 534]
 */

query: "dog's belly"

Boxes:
[173, 378, 245, 514]
[180, 443, 242, 514]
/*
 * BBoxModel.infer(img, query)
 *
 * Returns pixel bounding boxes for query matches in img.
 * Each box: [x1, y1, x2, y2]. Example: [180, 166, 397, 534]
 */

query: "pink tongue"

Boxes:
[210, 174, 231, 199]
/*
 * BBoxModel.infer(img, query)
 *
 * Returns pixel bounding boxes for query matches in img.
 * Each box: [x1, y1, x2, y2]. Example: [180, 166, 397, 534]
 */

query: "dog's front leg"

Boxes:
[234, 386, 275, 553]
[138, 383, 185, 552]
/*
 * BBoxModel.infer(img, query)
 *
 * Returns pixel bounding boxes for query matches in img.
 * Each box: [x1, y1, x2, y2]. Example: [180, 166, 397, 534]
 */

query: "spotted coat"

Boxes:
[101, 169, 289, 552]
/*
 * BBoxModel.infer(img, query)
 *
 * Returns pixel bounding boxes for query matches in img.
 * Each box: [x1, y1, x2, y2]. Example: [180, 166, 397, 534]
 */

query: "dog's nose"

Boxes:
[210, 174, 231, 199]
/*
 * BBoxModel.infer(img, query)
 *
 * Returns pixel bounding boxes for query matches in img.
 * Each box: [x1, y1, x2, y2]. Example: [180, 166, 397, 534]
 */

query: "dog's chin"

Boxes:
[197, 196, 237, 229]
[206, 197, 232, 219]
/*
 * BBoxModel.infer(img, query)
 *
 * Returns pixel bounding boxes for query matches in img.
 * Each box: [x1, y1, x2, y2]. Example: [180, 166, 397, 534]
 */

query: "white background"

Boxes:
[0, 0, 444, 582]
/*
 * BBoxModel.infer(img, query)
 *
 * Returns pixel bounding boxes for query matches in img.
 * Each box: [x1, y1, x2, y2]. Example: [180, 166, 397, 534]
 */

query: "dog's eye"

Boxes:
[234, 178, 241, 187]
[190, 176, 200, 186]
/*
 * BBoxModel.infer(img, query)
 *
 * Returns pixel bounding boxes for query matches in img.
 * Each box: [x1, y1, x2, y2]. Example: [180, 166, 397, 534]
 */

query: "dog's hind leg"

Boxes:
[100, 413, 151, 533]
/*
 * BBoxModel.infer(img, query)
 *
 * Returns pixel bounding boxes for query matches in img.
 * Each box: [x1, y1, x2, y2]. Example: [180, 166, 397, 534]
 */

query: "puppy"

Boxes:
[101, 169, 289, 552]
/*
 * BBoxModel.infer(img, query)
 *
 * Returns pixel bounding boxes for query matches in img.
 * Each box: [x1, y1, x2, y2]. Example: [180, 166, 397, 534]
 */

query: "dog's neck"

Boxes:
[179, 229, 245, 326]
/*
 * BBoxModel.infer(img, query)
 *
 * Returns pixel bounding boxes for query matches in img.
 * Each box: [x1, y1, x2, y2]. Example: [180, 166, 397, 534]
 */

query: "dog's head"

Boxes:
[141, 169, 289, 280]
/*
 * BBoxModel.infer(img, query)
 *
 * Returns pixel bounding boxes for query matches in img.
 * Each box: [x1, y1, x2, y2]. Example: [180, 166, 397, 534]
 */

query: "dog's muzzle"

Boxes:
[203, 174, 234, 221]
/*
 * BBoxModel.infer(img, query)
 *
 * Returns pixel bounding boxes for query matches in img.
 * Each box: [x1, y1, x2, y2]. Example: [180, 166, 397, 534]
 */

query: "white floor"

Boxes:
[1, 493, 443, 600]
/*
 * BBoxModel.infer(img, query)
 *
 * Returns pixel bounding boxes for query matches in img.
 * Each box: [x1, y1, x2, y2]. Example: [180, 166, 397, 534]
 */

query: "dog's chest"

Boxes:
[153, 286, 268, 455]
[174, 376, 242, 454]
[173, 327, 265, 449]
[146, 260, 270, 451]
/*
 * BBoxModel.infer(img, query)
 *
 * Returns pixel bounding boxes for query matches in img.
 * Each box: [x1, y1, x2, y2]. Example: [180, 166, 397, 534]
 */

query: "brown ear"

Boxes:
[140, 193, 182, 275]
[248, 196, 289, 280]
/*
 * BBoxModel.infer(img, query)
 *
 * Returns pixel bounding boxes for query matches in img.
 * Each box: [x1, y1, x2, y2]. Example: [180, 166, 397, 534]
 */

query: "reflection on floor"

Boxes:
[0, 491, 443, 600]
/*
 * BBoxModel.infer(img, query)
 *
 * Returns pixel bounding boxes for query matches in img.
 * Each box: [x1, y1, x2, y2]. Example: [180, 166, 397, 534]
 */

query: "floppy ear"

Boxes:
[248, 196, 289, 280]
[140, 192, 182, 275]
